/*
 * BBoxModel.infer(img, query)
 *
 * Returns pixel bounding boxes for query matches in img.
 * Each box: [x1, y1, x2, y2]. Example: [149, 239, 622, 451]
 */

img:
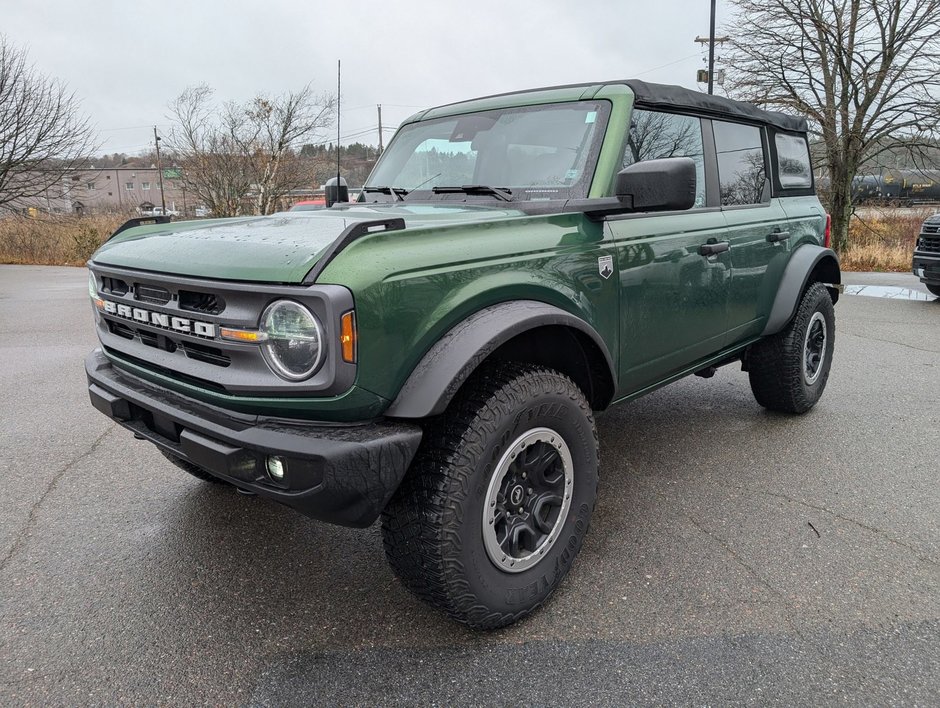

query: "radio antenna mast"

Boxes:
[336, 59, 341, 186]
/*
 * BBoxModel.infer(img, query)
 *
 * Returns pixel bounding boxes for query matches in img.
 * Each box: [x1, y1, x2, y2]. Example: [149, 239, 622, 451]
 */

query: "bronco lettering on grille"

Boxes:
[101, 300, 216, 338]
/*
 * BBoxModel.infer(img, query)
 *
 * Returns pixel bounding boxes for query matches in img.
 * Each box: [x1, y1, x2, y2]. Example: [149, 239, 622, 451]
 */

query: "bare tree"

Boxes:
[724, 0, 940, 252]
[166, 86, 255, 218]
[623, 110, 701, 166]
[245, 88, 335, 214]
[166, 85, 334, 217]
[0, 35, 96, 211]
[720, 152, 768, 206]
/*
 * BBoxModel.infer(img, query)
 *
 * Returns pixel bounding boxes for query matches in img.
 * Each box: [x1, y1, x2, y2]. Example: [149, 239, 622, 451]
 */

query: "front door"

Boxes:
[607, 108, 734, 392]
[608, 210, 732, 393]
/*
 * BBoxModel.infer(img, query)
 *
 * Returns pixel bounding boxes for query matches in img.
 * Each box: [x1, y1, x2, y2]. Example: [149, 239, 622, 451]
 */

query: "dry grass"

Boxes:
[0, 214, 125, 266]
[842, 207, 932, 272]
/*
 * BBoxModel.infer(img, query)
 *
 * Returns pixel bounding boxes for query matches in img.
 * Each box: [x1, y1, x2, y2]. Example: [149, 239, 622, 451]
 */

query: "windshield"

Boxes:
[364, 100, 610, 202]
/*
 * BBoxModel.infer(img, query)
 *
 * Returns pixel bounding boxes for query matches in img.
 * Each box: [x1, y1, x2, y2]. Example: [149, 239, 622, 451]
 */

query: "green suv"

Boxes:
[85, 80, 840, 628]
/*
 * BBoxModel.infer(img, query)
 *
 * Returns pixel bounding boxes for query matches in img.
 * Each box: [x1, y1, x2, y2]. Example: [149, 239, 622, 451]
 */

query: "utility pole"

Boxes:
[707, 0, 716, 94]
[694, 6, 728, 94]
[153, 126, 166, 212]
[377, 104, 383, 154]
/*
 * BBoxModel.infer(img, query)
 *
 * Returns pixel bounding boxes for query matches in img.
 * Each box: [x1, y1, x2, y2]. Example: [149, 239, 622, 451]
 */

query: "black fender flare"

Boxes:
[384, 300, 616, 419]
[762, 245, 841, 336]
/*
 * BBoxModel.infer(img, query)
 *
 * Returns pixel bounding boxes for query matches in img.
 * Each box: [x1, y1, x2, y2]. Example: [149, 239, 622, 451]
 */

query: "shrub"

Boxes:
[0, 214, 125, 265]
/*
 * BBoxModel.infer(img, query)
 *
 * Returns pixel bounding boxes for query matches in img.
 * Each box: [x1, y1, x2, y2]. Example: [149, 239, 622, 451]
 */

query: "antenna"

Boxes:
[324, 58, 348, 207]
[336, 59, 341, 186]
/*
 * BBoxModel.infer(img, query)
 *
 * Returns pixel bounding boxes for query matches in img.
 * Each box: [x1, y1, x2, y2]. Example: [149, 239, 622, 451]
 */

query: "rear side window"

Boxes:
[622, 110, 706, 208]
[713, 121, 767, 206]
[774, 133, 812, 188]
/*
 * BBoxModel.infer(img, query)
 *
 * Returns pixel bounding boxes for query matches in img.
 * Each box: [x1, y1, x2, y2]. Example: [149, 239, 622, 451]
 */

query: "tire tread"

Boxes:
[748, 281, 834, 413]
[381, 361, 597, 629]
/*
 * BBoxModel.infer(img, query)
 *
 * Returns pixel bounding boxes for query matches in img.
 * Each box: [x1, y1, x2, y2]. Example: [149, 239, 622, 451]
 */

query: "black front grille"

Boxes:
[180, 341, 231, 367]
[135, 283, 171, 305]
[107, 320, 135, 339]
[104, 318, 229, 367]
[101, 277, 129, 296]
[179, 289, 225, 314]
[917, 235, 940, 254]
[922, 223, 939, 234]
[136, 329, 178, 353]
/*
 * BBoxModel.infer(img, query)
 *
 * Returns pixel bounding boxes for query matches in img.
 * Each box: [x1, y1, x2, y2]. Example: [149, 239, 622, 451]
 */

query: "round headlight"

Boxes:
[260, 300, 323, 381]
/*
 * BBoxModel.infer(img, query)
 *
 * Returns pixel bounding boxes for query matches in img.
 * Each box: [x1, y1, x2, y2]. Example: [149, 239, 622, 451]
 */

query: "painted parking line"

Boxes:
[843, 284, 937, 301]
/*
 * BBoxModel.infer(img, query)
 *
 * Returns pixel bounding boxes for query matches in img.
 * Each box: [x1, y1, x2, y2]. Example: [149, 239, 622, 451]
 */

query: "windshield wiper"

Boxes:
[362, 185, 408, 201]
[432, 185, 514, 202]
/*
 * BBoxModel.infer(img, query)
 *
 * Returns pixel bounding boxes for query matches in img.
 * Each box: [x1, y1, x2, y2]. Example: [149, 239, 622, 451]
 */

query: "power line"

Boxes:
[633, 53, 701, 77]
[99, 143, 155, 153]
[97, 123, 173, 132]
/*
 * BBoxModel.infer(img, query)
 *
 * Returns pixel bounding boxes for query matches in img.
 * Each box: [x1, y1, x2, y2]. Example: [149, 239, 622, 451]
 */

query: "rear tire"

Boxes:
[748, 281, 835, 413]
[381, 362, 598, 629]
[926, 283, 940, 297]
[159, 449, 227, 484]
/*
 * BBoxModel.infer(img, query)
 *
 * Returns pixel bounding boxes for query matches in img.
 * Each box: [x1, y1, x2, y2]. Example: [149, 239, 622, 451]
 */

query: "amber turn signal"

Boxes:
[340, 311, 357, 363]
[219, 327, 268, 343]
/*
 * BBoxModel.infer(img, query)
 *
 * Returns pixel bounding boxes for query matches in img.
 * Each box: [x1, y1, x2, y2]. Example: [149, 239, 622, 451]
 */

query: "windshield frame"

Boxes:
[361, 99, 612, 204]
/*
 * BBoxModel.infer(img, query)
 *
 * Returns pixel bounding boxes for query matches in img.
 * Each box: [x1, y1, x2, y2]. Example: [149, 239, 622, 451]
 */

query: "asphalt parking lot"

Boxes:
[1, 265, 938, 705]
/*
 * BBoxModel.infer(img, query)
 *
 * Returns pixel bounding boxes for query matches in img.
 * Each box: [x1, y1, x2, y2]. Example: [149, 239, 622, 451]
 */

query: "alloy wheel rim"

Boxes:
[803, 311, 827, 385]
[482, 427, 574, 573]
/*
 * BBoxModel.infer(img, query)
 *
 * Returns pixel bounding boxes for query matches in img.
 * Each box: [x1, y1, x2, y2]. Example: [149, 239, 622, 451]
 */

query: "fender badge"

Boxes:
[598, 255, 613, 280]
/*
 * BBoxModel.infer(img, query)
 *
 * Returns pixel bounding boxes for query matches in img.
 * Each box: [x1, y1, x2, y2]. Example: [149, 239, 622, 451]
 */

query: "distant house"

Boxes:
[4, 166, 199, 216]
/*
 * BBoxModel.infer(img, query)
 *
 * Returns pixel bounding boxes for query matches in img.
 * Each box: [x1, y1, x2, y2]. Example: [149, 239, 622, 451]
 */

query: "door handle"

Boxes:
[699, 241, 730, 256]
[766, 230, 791, 243]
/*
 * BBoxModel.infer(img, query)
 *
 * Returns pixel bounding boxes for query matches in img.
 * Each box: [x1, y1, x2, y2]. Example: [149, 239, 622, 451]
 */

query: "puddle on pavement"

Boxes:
[843, 285, 937, 301]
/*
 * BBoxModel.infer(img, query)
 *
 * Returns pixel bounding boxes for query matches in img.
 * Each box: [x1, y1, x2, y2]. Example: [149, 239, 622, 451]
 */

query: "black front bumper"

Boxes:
[85, 349, 422, 528]
[912, 252, 940, 285]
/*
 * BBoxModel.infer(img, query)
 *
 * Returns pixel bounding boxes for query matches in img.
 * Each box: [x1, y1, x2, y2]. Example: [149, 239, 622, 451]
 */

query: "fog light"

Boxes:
[266, 455, 286, 481]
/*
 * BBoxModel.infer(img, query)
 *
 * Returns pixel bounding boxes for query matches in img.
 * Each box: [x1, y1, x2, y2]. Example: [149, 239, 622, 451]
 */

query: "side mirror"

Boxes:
[615, 157, 697, 212]
[325, 176, 349, 207]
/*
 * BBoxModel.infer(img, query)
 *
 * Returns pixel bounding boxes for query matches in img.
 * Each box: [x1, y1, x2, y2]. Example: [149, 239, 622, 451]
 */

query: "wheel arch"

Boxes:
[762, 245, 841, 337]
[383, 301, 617, 419]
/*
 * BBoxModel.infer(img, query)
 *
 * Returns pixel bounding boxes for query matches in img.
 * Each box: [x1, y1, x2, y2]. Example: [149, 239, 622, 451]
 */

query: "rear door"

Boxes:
[712, 120, 791, 344]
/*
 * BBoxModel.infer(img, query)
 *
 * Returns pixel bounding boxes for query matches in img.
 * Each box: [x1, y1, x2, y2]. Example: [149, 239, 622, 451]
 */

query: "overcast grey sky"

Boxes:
[4, 0, 732, 155]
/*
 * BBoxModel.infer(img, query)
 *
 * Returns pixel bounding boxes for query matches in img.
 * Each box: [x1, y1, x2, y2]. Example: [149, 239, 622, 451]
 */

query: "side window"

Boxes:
[774, 133, 812, 189]
[622, 110, 706, 208]
[713, 121, 768, 206]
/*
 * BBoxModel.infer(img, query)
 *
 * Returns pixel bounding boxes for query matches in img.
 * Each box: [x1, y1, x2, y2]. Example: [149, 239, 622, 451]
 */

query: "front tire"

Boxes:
[381, 362, 598, 629]
[925, 283, 940, 297]
[748, 281, 835, 413]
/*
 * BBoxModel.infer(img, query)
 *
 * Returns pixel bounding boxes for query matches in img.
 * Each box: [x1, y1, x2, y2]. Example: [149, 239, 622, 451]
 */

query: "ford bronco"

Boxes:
[85, 80, 840, 629]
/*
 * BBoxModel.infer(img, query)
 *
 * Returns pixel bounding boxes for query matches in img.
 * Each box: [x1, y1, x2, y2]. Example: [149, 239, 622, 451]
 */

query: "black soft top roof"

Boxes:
[414, 79, 810, 134]
[626, 80, 808, 133]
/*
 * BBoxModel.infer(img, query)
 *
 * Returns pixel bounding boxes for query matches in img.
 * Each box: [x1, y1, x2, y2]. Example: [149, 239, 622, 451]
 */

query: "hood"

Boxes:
[91, 204, 525, 283]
